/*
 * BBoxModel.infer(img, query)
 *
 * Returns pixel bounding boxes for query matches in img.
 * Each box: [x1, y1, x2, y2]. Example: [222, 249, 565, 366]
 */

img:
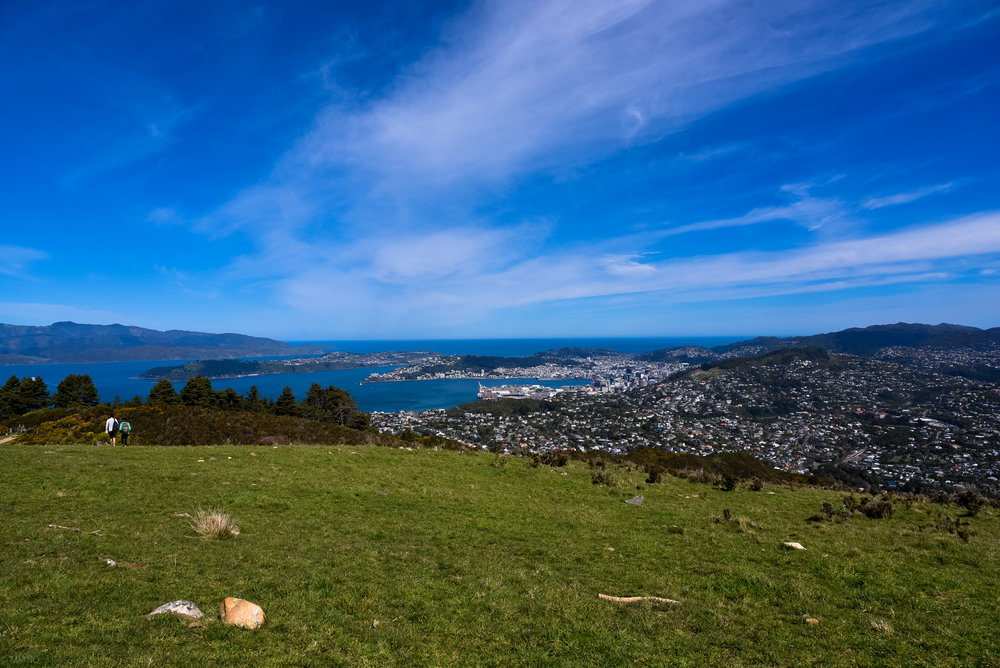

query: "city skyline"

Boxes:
[2, 1, 998, 339]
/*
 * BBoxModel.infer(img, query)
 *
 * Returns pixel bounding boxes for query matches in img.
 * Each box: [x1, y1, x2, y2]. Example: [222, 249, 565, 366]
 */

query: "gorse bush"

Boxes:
[8, 405, 414, 447]
[591, 468, 620, 488]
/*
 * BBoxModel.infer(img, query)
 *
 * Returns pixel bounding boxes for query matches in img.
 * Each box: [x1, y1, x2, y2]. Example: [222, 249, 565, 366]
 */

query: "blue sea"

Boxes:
[2, 337, 741, 412]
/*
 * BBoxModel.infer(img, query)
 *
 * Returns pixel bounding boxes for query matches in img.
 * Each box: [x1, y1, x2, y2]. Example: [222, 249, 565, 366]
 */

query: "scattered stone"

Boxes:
[249, 453, 256, 456]
[229, 525, 240, 536]
[147, 600, 205, 620]
[606, 546, 615, 551]
[220, 597, 265, 629]
[171, 512, 192, 518]
[209, 457, 217, 461]
[626, 495, 644, 506]
[766, 491, 776, 495]
[560, 472, 567, 476]
[372, 619, 380, 629]
[197, 459, 204, 463]
[783, 542, 806, 550]
[375, 490, 388, 496]
[188, 621, 203, 629]
[104, 558, 117, 567]
[805, 618, 820, 625]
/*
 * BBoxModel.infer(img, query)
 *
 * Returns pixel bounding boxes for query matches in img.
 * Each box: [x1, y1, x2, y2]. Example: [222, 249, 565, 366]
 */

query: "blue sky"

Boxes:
[1, 0, 998, 340]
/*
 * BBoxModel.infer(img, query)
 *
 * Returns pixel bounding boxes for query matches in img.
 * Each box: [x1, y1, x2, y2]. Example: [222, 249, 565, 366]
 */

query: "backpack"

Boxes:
[110, 418, 119, 432]
[120, 421, 131, 434]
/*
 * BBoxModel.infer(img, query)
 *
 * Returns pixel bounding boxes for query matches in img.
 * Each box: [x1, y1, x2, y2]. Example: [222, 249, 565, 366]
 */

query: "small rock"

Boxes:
[372, 619, 380, 629]
[220, 597, 265, 629]
[147, 600, 205, 620]
[805, 618, 819, 625]
[104, 558, 117, 567]
[171, 512, 192, 518]
[209, 457, 217, 461]
[188, 621, 203, 629]
[870, 619, 893, 634]
[783, 542, 806, 550]
[626, 495, 644, 506]
[197, 459, 204, 463]
[375, 490, 388, 496]
[606, 546, 615, 551]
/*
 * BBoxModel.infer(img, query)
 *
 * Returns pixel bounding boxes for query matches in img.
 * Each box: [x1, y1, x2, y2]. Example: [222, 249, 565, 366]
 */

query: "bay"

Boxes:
[1, 336, 742, 412]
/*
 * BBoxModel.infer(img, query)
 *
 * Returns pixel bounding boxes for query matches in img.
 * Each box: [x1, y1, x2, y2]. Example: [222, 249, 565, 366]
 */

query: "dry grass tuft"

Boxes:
[191, 509, 239, 540]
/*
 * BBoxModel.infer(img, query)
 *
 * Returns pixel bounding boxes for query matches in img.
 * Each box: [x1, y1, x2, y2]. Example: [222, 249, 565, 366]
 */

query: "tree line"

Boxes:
[0, 373, 367, 428]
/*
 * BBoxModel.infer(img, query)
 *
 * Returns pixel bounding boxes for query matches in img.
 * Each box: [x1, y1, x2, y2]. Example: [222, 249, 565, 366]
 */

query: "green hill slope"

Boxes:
[1, 444, 996, 665]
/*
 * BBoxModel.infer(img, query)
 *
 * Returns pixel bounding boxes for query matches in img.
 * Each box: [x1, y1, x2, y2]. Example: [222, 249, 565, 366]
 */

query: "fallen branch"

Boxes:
[48, 524, 102, 536]
[599, 594, 680, 604]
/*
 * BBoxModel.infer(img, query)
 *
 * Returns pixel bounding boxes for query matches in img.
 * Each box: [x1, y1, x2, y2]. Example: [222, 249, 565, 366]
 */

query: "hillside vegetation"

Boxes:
[1, 443, 997, 665]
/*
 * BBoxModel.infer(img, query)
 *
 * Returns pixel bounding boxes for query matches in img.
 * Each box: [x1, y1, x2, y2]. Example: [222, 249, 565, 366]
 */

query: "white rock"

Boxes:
[147, 600, 205, 620]
[783, 541, 806, 550]
[626, 495, 644, 506]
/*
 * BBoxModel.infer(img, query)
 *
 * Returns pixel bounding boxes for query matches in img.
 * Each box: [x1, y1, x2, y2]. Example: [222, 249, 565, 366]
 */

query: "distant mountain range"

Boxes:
[1, 320, 997, 367]
[0, 321, 323, 364]
[639, 322, 1000, 363]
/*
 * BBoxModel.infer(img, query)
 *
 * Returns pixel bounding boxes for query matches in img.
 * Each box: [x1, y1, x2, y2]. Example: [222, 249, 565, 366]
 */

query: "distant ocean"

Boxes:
[3, 337, 742, 413]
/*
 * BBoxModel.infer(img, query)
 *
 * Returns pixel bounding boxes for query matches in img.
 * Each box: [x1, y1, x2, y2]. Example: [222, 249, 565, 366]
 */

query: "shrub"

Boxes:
[645, 465, 663, 484]
[861, 499, 895, 519]
[591, 469, 620, 488]
[955, 490, 986, 516]
[720, 472, 738, 492]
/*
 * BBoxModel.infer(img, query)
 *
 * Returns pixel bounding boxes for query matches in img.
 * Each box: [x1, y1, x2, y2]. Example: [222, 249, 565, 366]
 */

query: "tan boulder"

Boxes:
[220, 597, 265, 629]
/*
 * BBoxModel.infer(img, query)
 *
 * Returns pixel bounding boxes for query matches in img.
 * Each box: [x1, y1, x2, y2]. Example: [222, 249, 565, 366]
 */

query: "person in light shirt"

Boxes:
[105, 414, 119, 446]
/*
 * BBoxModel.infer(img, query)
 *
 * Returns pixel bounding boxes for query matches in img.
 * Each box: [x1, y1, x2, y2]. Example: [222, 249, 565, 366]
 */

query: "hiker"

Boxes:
[119, 418, 132, 446]
[105, 414, 119, 446]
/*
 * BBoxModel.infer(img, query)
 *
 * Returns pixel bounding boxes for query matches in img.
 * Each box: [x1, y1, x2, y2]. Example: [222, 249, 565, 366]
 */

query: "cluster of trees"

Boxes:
[147, 375, 367, 428]
[0, 373, 100, 417]
[1, 372, 367, 429]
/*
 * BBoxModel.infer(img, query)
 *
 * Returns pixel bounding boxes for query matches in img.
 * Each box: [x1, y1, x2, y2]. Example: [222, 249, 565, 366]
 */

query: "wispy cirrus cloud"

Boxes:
[0, 245, 48, 278]
[660, 183, 850, 236]
[207, 0, 955, 237]
[861, 183, 953, 209]
[268, 211, 1000, 333]
[185, 0, 994, 335]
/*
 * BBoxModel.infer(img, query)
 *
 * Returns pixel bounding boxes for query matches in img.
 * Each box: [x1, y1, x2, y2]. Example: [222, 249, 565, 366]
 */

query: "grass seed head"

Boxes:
[191, 509, 239, 540]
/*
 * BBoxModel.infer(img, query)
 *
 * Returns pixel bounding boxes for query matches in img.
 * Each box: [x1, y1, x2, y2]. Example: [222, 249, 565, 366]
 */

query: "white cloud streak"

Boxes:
[862, 183, 953, 209]
[271, 212, 1000, 332]
[189, 0, 992, 334]
[0, 245, 48, 278]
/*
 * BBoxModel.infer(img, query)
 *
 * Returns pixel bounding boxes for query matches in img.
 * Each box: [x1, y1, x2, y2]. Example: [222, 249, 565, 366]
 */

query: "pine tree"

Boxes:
[19, 377, 50, 412]
[0, 375, 24, 417]
[180, 375, 216, 408]
[147, 380, 181, 406]
[52, 374, 99, 407]
[300, 382, 357, 425]
[274, 386, 298, 416]
[243, 385, 267, 413]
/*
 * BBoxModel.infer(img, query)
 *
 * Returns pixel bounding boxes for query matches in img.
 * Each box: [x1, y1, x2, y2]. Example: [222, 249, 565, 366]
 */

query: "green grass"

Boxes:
[1, 444, 997, 666]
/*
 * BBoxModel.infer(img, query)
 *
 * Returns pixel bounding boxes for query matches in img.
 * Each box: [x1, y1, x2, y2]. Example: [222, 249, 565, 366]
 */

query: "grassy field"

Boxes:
[1, 443, 997, 666]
